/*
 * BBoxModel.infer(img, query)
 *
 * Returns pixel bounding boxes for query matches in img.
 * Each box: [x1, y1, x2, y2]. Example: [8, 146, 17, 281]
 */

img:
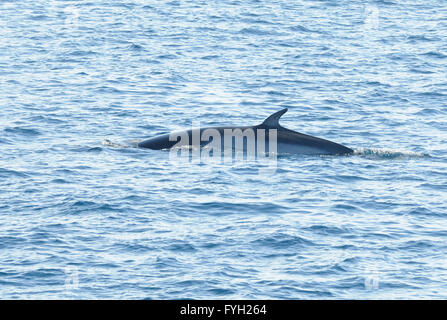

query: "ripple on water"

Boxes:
[252, 233, 316, 250]
[0, 168, 29, 179]
[186, 201, 287, 215]
[4, 127, 41, 136]
[422, 51, 447, 59]
[304, 225, 350, 236]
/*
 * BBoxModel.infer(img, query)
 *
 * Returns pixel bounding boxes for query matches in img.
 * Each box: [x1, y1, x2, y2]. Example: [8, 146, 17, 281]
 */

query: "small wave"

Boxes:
[30, 14, 48, 21]
[207, 288, 236, 296]
[422, 51, 447, 59]
[414, 108, 445, 116]
[305, 225, 349, 235]
[289, 25, 321, 34]
[155, 257, 181, 269]
[0, 138, 12, 145]
[238, 27, 283, 36]
[50, 178, 70, 184]
[0, 168, 29, 178]
[4, 127, 40, 136]
[407, 35, 435, 42]
[128, 43, 144, 51]
[166, 242, 197, 253]
[69, 146, 103, 153]
[252, 233, 316, 249]
[69, 50, 97, 57]
[409, 68, 434, 74]
[354, 148, 430, 159]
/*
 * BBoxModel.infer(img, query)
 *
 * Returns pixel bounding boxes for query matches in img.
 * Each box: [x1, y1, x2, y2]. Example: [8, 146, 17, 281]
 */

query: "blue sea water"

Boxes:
[1, 0, 446, 299]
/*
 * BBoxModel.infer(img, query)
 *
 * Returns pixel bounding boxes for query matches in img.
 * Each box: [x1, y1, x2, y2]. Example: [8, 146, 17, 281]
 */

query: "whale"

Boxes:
[138, 108, 353, 155]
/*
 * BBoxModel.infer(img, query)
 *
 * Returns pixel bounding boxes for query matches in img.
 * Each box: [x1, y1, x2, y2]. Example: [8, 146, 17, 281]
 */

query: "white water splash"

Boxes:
[102, 139, 131, 148]
[354, 148, 430, 159]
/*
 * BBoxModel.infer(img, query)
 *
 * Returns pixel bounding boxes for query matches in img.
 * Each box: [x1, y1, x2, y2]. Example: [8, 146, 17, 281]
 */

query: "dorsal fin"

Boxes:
[262, 108, 288, 127]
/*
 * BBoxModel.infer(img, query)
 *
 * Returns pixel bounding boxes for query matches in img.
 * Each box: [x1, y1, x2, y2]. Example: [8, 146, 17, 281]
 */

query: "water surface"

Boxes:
[0, 0, 446, 299]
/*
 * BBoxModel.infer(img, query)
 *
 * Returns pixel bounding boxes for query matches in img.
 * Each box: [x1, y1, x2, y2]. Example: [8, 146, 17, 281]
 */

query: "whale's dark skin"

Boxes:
[138, 108, 353, 155]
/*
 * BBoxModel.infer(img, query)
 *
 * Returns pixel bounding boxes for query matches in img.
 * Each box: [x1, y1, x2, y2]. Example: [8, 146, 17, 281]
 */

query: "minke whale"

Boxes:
[138, 108, 353, 155]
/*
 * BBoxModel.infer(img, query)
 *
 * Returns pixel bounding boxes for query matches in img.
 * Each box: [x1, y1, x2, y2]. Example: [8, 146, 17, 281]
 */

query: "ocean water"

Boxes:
[1, 0, 446, 299]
